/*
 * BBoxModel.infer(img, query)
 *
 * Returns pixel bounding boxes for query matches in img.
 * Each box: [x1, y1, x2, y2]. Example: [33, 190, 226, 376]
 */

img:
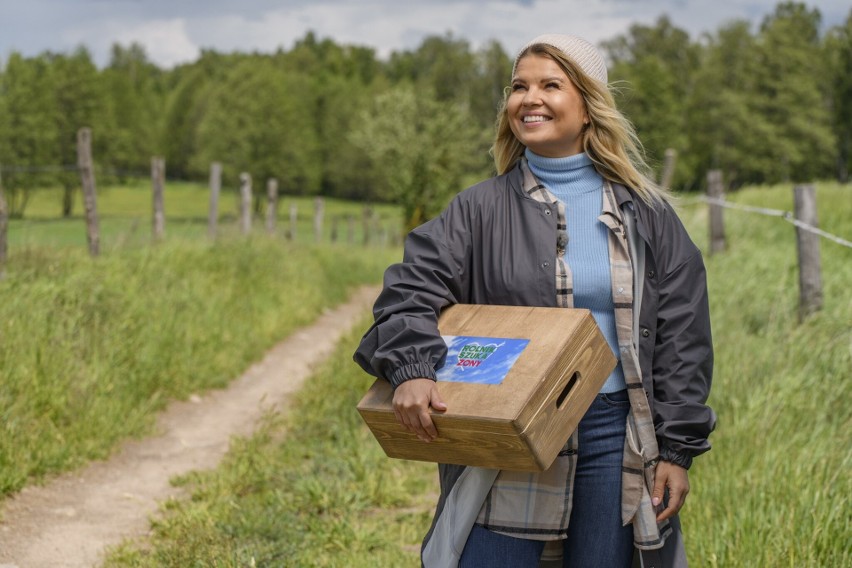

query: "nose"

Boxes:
[521, 85, 542, 106]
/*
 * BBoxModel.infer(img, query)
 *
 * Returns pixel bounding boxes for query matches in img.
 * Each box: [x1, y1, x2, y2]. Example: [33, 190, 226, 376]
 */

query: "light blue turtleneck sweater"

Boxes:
[526, 149, 626, 393]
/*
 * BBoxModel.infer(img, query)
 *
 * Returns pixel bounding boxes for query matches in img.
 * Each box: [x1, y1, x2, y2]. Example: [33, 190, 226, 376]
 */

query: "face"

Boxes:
[507, 54, 588, 158]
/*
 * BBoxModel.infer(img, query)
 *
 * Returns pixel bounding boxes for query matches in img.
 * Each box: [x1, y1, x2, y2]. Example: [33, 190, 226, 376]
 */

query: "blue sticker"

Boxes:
[436, 335, 530, 385]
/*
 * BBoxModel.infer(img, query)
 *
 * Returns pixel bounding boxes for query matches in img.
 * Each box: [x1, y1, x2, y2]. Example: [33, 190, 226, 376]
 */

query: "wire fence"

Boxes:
[682, 194, 852, 249]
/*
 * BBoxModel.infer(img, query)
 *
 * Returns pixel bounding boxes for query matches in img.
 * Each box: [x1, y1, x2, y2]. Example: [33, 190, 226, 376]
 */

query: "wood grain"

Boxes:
[357, 305, 616, 471]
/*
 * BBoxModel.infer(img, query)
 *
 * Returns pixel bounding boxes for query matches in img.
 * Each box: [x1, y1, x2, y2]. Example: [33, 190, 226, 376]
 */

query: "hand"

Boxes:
[652, 461, 690, 522]
[392, 378, 447, 443]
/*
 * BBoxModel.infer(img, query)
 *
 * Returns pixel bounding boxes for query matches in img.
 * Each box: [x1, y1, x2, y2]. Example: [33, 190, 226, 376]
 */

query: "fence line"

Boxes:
[683, 195, 852, 249]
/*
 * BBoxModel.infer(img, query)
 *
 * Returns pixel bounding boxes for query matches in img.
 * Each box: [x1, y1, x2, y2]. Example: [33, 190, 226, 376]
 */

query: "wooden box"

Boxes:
[357, 304, 617, 472]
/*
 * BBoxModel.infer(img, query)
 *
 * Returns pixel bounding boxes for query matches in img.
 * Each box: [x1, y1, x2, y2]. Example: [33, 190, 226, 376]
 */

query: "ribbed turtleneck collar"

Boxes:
[525, 149, 602, 197]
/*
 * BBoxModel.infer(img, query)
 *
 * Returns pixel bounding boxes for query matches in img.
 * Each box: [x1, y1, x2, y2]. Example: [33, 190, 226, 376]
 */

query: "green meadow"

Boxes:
[97, 182, 852, 567]
[1, 180, 849, 566]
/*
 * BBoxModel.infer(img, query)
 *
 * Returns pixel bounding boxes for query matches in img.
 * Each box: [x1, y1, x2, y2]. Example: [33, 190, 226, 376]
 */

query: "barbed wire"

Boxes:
[681, 195, 852, 249]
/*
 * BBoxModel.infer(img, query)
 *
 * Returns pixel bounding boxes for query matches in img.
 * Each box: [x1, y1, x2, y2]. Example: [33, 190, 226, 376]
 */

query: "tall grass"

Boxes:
[0, 239, 398, 496]
[676, 182, 851, 566]
[103, 182, 850, 566]
[106, 320, 436, 567]
[8, 181, 401, 250]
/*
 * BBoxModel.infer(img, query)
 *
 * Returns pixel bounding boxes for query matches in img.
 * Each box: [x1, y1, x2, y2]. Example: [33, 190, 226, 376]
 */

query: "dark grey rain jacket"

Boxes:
[353, 161, 714, 566]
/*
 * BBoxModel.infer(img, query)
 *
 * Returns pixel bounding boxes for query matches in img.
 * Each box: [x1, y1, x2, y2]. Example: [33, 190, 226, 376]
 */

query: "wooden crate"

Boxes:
[357, 304, 617, 471]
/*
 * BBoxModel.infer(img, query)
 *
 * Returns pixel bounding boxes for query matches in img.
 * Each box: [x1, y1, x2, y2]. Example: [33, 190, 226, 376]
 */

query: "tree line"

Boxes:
[0, 1, 849, 229]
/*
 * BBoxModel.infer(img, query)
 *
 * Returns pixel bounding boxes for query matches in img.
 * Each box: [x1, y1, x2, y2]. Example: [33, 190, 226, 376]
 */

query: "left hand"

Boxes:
[652, 461, 690, 522]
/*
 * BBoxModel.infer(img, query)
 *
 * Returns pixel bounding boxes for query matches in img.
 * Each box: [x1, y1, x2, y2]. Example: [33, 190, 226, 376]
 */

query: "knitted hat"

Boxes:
[513, 34, 608, 85]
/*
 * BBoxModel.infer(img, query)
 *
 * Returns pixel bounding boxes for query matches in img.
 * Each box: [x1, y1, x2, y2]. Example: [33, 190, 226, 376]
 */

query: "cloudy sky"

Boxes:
[1, 0, 847, 68]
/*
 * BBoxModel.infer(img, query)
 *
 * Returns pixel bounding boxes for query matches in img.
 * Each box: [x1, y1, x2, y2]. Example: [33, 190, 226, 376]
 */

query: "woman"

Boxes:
[354, 34, 715, 568]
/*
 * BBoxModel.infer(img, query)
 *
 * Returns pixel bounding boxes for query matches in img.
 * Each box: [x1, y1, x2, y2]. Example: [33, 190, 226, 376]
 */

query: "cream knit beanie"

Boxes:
[513, 34, 608, 85]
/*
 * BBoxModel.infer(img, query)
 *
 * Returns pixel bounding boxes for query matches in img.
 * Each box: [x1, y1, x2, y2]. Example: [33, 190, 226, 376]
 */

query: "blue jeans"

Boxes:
[459, 390, 634, 568]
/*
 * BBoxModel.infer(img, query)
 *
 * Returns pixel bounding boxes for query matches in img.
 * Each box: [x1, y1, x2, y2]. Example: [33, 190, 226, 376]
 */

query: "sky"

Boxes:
[0, 0, 848, 68]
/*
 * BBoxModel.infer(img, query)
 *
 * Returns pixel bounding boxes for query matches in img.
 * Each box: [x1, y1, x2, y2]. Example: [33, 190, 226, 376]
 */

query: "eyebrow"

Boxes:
[512, 76, 566, 83]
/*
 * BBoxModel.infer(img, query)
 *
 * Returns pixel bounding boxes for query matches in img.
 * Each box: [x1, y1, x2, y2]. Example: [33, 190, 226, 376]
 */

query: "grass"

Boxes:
[0, 238, 400, 497]
[105, 320, 436, 567]
[106, 180, 850, 566]
[675, 181, 851, 566]
[7, 179, 401, 251]
[11, 180, 852, 566]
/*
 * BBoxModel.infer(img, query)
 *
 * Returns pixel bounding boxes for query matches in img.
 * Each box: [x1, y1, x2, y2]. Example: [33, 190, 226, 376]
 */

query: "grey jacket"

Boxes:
[353, 162, 714, 565]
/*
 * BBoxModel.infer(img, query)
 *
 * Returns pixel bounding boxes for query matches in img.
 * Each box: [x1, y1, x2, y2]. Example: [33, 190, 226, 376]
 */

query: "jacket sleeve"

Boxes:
[353, 199, 471, 388]
[651, 248, 716, 470]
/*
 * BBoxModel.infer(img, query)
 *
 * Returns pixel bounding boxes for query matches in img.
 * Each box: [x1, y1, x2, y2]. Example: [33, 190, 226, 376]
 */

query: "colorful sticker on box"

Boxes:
[436, 335, 530, 385]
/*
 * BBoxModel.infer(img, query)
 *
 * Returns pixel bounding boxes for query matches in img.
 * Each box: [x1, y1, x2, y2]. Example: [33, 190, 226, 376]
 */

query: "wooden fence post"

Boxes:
[707, 169, 726, 254]
[151, 156, 166, 241]
[76, 127, 100, 257]
[660, 148, 677, 191]
[265, 178, 278, 234]
[313, 197, 324, 243]
[330, 215, 339, 243]
[0, 174, 7, 280]
[362, 206, 373, 246]
[793, 184, 823, 319]
[208, 162, 222, 240]
[289, 203, 298, 241]
[239, 172, 252, 235]
[347, 215, 355, 245]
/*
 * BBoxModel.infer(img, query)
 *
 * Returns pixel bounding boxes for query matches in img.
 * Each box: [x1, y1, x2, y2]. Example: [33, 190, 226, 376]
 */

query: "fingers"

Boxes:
[392, 378, 447, 443]
[654, 461, 690, 522]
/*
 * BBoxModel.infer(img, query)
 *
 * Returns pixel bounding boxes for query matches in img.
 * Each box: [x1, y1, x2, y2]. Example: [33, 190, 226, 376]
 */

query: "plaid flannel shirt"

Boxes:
[475, 159, 670, 550]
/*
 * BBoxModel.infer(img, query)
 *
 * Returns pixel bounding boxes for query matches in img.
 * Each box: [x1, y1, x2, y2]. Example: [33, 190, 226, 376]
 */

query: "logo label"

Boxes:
[436, 335, 530, 385]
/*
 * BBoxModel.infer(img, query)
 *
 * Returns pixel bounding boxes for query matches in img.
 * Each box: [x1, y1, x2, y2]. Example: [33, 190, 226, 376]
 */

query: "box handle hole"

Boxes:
[557, 372, 579, 409]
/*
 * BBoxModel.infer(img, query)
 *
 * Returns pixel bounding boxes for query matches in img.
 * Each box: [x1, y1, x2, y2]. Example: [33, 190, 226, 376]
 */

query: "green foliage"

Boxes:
[100, 43, 165, 180]
[0, 240, 399, 496]
[351, 85, 490, 230]
[2, 4, 852, 221]
[105, 321, 435, 568]
[676, 182, 851, 566]
[0, 52, 60, 215]
[191, 57, 321, 196]
[605, 16, 698, 182]
[106, 182, 851, 567]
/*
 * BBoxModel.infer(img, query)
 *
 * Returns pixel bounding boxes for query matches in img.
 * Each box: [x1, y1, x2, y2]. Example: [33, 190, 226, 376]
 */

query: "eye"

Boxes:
[545, 82, 560, 89]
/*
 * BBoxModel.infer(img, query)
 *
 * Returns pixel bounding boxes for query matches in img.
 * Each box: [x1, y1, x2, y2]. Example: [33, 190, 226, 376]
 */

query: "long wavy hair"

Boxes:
[492, 43, 668, 205]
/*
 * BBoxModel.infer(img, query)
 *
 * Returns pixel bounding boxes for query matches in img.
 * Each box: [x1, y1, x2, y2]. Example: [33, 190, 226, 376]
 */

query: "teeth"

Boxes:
[523, 115, 549, 123]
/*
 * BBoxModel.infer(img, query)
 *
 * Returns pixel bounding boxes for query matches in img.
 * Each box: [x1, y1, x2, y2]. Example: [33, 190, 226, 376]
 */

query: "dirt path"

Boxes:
[0, 285, 380, 568]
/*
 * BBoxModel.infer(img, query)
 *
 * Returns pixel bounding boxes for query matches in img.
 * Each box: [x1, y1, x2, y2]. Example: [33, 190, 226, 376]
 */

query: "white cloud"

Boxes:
[62, 17, 199, 68]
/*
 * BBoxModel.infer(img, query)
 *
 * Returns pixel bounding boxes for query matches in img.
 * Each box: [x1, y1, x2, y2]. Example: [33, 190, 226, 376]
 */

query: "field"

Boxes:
[6, 179, 400, 250]
[3, 180, 850, 566]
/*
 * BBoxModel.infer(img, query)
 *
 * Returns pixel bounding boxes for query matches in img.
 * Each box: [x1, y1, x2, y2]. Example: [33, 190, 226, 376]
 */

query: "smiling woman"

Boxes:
[354, 33, 714, 568]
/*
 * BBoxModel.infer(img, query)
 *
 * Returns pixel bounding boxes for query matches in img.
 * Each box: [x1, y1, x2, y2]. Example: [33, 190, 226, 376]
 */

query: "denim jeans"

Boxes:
[459, 390, 634, 568]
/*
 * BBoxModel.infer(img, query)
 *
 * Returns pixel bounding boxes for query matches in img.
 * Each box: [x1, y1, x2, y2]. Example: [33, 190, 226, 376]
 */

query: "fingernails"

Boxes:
[652, 497, 661, 507]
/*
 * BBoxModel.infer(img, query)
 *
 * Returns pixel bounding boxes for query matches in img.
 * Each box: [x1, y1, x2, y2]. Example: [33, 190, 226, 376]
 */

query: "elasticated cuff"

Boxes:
[659, 445, 694, 470]
[388, 362, 437, 388]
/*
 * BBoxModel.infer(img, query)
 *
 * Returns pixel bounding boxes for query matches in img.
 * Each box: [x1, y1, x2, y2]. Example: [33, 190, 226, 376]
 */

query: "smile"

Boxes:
[522, 115, 551, 123]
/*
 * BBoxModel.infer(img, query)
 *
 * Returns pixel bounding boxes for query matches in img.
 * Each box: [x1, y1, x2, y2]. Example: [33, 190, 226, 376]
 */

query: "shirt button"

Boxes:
[617, 287, 624, 294]
[648, 270, 656, 279]
[545, 209, 552, 215]
[641, 328, 650, 338]
[542, 262, 550, 268]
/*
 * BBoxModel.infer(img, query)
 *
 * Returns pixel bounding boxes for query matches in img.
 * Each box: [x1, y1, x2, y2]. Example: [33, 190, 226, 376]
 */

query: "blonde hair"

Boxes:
[493, 44, 669, 205]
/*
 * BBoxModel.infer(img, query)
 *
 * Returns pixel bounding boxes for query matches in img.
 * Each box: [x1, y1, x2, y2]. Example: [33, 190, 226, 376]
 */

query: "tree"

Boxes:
[685, 21, 779, 188]
[824, 9, 852, 182]
[0, 53, 59, 217]
[191, 57, 322, 201]
[604, 16, 698, 186]
[100, 43, 165, 180]
[751, 1, 834, 183]
[351, 85, 489, 230]
[47, 46, 104, 216]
